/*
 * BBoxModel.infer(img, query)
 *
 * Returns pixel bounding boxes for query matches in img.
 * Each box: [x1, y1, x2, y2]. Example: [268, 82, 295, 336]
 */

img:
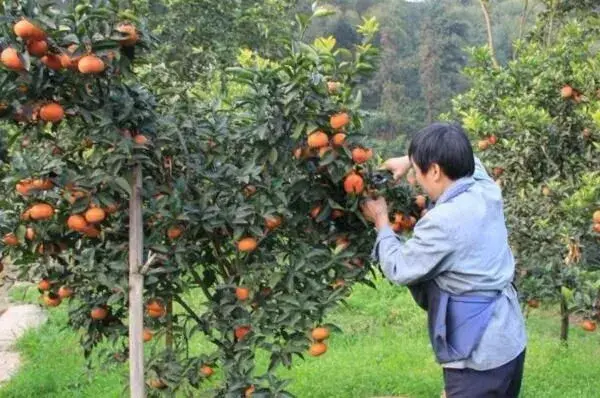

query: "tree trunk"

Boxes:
[560, 293, 569, 344]
[166, 296, 174, 353]
[128, 165, 145, 398]
[478, 0, 500, 68]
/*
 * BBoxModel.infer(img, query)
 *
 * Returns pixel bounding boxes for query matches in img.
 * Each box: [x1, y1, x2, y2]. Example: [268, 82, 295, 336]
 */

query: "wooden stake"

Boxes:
[129, 164, 145, 397]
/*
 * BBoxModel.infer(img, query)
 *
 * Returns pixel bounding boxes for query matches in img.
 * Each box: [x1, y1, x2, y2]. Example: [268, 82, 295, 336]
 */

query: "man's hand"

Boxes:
[361, 196, 389, 230]
[381, 156, 411, 181]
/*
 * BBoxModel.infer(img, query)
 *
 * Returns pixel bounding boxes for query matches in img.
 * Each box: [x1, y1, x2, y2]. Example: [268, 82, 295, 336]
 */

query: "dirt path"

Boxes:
[0, 262, 47, 385]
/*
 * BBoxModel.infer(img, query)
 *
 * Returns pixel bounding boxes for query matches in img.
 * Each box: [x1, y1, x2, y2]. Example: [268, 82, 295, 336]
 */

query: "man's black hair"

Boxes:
[408, 122, 475, 180]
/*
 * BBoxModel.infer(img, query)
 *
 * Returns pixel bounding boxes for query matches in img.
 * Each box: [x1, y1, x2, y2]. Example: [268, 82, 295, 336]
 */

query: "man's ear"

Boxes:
[430, 163, 442, 181]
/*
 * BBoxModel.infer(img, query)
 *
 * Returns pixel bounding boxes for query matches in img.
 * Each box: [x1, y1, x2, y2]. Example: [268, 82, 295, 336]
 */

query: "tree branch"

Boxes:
[479, 0, 500, 69]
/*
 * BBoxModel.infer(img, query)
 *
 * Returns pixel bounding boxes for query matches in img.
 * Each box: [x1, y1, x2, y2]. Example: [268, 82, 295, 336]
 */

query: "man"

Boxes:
[361, 122, 527, 397]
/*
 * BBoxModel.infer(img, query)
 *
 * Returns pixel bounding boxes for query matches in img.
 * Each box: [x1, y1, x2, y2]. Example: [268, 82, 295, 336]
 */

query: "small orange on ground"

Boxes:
[265, 215, 283, 230]
[1, 47, 24, 71]
[3, 233, 19, 246]
[58, 286, 73, 299]
[38, 279, 51, 291]
[13, 19, 46, 40]
[143, 328, 154, 342]
[308, 341, 328, 356]
[307, 131, 329, 148]
[235, 287, 250, 301]
[40, 103, 65, 123]
[27, 40, 48, 57]
[85, 207, 106, 224]
[311, 327, 330, 341]
[43, 293, 61, 307]
[200, 365, 214, 377]
[29, 203, 54, 220]
[330, 112, 350, 129]
[68, 215, 88, 231]
[237, 237, 258, 252]
[332, 133, 347, 147]
[343, 173, 364, 194]
[235, 325, 251, 340]
[581, 320, 596, 332]
[167, 225, 183, 240]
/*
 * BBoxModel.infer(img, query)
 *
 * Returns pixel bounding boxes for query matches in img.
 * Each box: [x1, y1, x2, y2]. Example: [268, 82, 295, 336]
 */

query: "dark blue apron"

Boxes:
[408, 177, 500, 363]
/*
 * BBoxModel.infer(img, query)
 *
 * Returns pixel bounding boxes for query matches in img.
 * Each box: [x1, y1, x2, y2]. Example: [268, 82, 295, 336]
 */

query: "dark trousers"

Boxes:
[443, 349, 526, 398]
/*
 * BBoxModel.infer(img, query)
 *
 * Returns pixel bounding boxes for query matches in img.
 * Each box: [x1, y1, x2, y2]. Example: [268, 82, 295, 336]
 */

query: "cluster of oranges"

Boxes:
[1, 18, 139, 124]
[308, 326, 330, 356]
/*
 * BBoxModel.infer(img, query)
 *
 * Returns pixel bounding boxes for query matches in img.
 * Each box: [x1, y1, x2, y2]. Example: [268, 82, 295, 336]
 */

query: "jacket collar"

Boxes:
[429, 176, 475, 208]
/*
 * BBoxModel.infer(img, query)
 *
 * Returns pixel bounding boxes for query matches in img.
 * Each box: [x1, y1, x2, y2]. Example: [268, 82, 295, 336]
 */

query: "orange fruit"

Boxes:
[311, 327, 330, 341]
[265, 215, 283, 230]
[343, 173, 364, 194]
[38, 279, 51, 291]
[336, 236, 350, 250]
[32, 178, 54, 190]
[237, 237, 258, 252]
[25, 227, 35, 241]
[116, 23, 139, 46]
[91, 306, 108, 320]
[330, 112, 350, 129]
[488, 135, 498, 145]
[14, 19, 46, 40]
[581, 320, 597, 332]
[592, 210, 600, 224]
[307, 131, 329, 148]
[310, 205, 322, 219]
[133, 134, 148, 145]
[593, 223, 600, 233]
[245, 385, 255, 397]
[85, 207, 106, 224]
[3, 233, 19, 246]
[16, 180, 33, 196]
[27, 40, 48, 57]
[527, 299, 539, 309]
[200, 365, 214, 377]
[492, 167, 504, 178]
[331, 133, 347, 147]
[146, 299, 166, 318]
[104, 203, 119, 214]
[82, 225, 101, 238]
[235, 325, 251, 340]
[308, 341, 327, 356]
[41, 54, 63, 70]
[43, 293, 62, 307]
[148, 379, 167, 389]
[29, 203, 54, 220]
[20, 209, 32, 221]
[235, 287, 250, 301]
[415, 195, 427, 210]
[327, 81, 341, 93]
[351, 147, 372, 164]
[68, 215, 88, 231]
[1, 47, 25, 71]
[58, 286, 73, 299]
[40, 103, 65, 123]
[143, 328, 153, 342]
[561, 85, 573, 99]
[78, 55, 105, 74]
[477, 140, 490, 151]
[167, 225, 183, 240]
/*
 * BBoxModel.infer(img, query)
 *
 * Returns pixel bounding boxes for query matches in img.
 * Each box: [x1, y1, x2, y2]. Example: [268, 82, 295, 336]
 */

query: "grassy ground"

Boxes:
[1, 279, 600, 398]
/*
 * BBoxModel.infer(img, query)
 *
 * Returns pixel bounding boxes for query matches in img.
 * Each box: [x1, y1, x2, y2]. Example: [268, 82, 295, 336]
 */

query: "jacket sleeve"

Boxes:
[473, 156, 494, 184]
[371, 215, 455, 285]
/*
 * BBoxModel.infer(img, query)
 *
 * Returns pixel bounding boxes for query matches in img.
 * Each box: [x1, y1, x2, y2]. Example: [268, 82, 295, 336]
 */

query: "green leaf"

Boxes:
[113, 177, 132, 197]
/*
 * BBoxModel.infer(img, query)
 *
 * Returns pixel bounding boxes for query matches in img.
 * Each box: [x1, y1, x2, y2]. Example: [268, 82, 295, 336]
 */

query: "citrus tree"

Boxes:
[449, 1, 600, 340]
[1, 1, 426, 396]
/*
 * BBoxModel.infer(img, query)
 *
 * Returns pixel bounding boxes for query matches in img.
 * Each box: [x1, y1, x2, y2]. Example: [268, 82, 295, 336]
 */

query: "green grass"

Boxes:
[1, 279, 600, 398]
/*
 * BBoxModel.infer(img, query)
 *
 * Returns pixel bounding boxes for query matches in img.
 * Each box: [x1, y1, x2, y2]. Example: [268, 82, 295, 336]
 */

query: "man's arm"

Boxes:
[371, 214, 455, 285]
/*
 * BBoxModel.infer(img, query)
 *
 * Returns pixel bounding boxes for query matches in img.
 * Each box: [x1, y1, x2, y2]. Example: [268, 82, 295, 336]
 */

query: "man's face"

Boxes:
[412, 159, 445, 201]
